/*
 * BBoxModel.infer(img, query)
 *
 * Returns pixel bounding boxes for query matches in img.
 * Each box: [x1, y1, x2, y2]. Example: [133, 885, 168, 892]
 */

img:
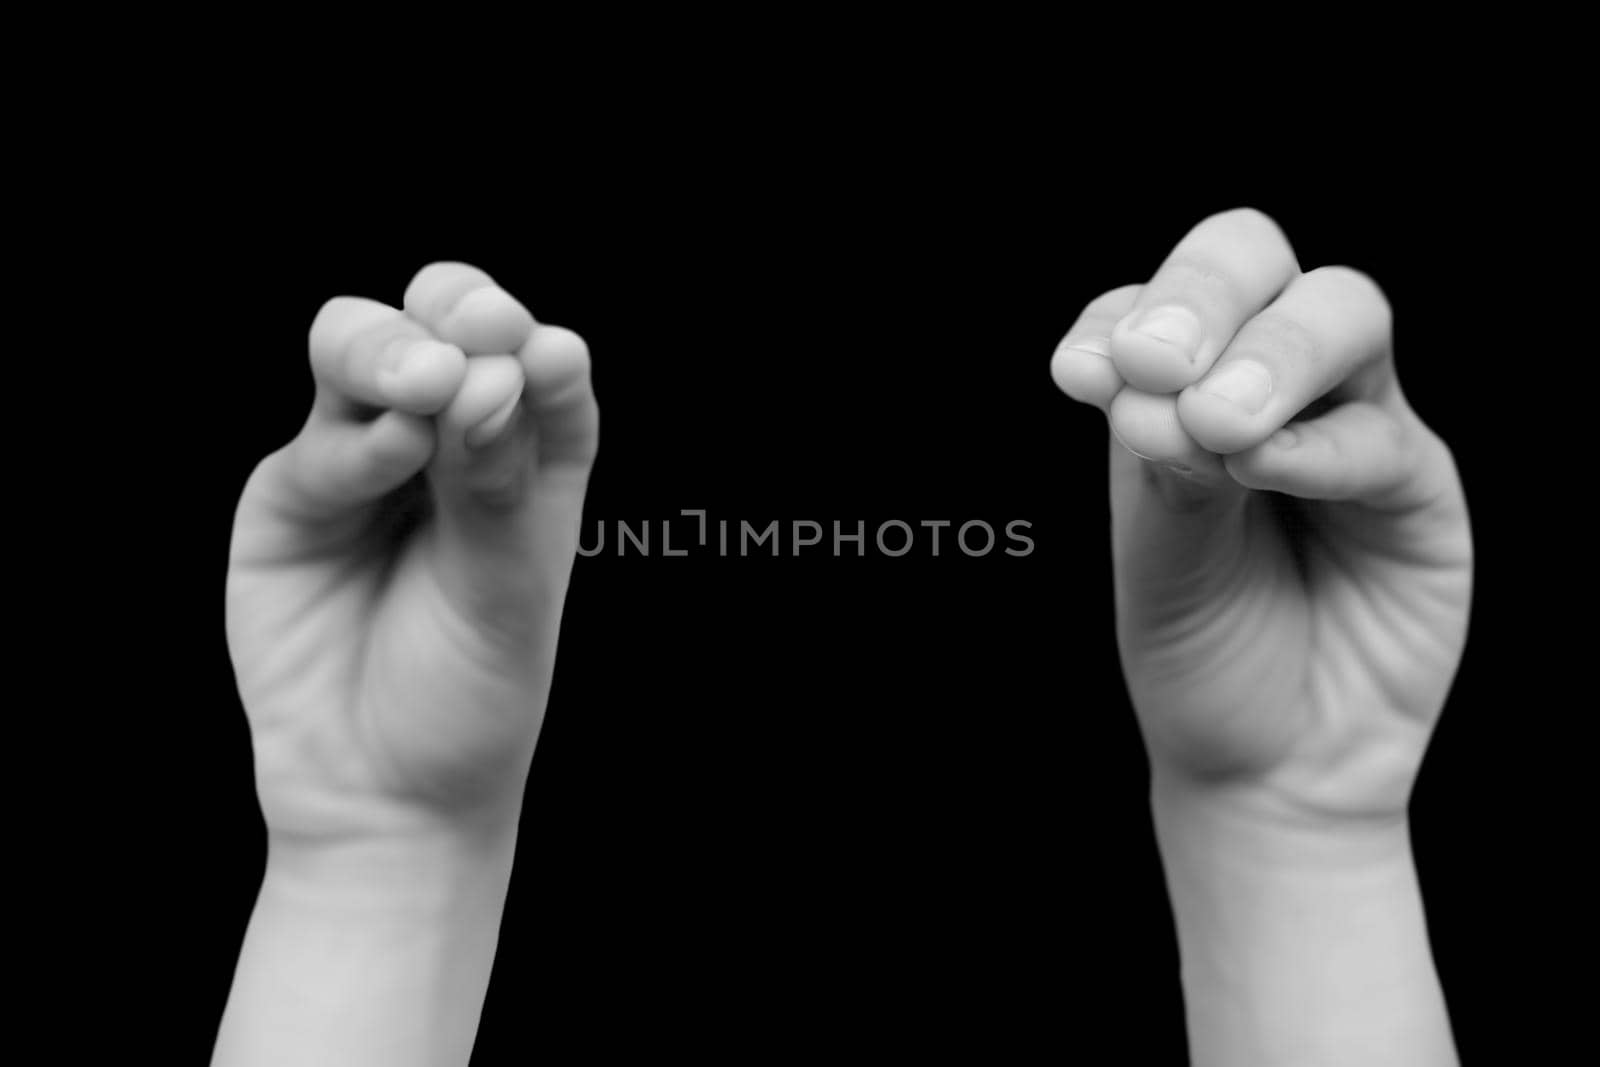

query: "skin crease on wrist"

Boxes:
[213, 207, 1470, 1066]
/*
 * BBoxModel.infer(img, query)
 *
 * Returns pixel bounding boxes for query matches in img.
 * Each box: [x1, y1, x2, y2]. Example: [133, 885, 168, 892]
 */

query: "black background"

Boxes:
[84, 129, 1571, 1063]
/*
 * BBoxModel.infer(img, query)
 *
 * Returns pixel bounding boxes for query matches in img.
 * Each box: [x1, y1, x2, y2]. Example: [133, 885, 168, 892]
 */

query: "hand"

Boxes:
[226, 263, 599, 844]
[1050, 208, 1470, 1063]
[1051, 208, 1472, 825]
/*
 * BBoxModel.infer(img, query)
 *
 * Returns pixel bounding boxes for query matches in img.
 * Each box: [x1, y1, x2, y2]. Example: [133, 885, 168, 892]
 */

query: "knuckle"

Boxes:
[404, 261, 495, 319]
[1308, 264, 1393, 330]
[409, 260, 487, 289]
[526, 325, 593, 392]
[1234, 309, 1323, 367]
[413, 259, 479, 279]
[1205, 206, 1292, 254]
[354, 317, 430, 374]
[307, 295, 361, 347]
[1192, 206, 1298, 276]
[1212, 205, 1285, 238]
[308, 297, 404, 373]
[1151, 254, 1240, 316]
[554, 326, 591, 371]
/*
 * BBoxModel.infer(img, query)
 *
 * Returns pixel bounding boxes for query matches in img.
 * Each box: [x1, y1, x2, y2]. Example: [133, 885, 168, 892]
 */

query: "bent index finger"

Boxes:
[404, 262, 538, 355]
[1051, 284, 1141, 411]
[1109, 208, 1299, 394]
[1177, 265, 1394, 456]
[308, 296, 467, 415]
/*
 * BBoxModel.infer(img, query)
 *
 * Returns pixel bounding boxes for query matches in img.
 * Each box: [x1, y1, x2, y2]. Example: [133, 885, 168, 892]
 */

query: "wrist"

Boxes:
[261, 815, 520, 916]
[1149, 769, 1457, 1066]
[1150, 765, 1414, 873]
[214, 821, 520, 1066]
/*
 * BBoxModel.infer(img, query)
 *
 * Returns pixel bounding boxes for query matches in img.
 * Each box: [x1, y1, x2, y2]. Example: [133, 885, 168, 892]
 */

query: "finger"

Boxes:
[1223, 400, 1441, 508]
[404, 262, 538, 355]
[1107, 387, 1230, 485]
[289, 408, 436, 510]
[519, 324, 599, 469]
[424, 355, 558, 648]
[1051, 284, 1141, 411]
[1109, 208, 1299, 393]
[308, 297, 468, 415]
[240, 409, 436, 535]
[1177, 266, 1393, 455]
[429, 354, 530, 509]
[1108, 440, 1251, 639]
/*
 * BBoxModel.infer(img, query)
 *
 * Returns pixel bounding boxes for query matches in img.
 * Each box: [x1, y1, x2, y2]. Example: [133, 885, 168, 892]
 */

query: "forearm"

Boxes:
[211, 823, 518, 1067]
[1151, 772, 1457, 1067]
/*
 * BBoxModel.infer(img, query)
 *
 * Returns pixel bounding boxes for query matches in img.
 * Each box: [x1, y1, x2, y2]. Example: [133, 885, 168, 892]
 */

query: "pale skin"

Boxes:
[1052, 208, 1470, 1064]
[215, 264, 597, 1066]
[216, 209, 1472, 1065]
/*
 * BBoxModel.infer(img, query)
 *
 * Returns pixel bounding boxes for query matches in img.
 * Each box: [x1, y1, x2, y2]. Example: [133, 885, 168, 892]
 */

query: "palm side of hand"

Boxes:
[227, 503, 544, 838]
[226, 264, 597, 840]
[1053, 209, 1473, 821]
[1114, 455, 1471, 819]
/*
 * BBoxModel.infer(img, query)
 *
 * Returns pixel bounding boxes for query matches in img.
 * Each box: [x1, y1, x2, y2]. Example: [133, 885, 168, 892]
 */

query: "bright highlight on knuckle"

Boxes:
[313, 298, 394, 354]
[451, 284, 518, 318]
[1217, 207, 1294, 260]
[406, 263, 496, 320]
[524, 327, 592, 391]
[1220, 206, 1282, 238]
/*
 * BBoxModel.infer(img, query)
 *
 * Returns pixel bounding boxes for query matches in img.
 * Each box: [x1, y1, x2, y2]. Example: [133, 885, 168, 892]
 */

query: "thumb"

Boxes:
[423, 354, 553, 651]
[1108, 439, 1257, 643]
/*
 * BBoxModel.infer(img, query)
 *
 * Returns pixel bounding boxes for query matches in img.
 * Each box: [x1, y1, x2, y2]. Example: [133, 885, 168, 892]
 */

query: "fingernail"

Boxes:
[1061, 336, 1111, 358]
[466, 394, 522, 449]
[1133, 306, 1203, 359]
[1197, 360, 1272, 415]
